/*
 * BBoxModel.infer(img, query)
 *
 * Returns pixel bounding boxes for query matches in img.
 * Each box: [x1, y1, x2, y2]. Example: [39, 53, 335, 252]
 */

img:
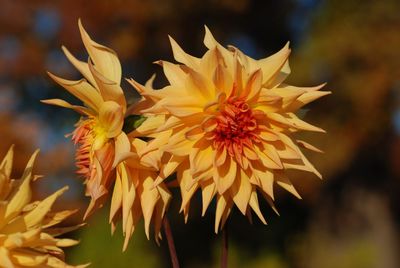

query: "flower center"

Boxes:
[212, 97, 260, 159]
[71, 118, 108, 180]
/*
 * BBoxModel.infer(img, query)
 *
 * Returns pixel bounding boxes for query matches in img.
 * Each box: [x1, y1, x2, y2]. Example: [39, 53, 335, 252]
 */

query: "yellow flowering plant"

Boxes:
[0, 146, 86, 268]
[130, 26, 330, 233]
[43, 21, 171, 250]
[41, 21, 329, 268]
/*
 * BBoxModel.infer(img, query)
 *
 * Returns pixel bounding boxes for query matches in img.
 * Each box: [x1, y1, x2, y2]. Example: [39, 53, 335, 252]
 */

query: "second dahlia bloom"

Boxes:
[42, 21, 131, 218]
[133, 27, 330, 232]
[43, 21, 171, 249]
[0, 146, 85, 267]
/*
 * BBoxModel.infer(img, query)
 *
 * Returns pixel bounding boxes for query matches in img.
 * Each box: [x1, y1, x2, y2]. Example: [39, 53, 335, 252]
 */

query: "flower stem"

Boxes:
[221, 224, 228, 268]
[163, 217, 180, 268]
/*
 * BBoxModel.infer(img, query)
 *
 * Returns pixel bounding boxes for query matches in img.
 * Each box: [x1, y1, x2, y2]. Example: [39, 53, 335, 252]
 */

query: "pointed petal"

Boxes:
[168, 35, 200, 69]
[248, 190, 267, 224]
[0, 145, 14, 178]
[41, 99, 94, 115]
[47, 72, 103, 112]
[258, 42, 291, 86]
[275, 173, 301, 199]
[215, 157, 237, 194]
[62, 45, 97, 87]
[230, 169, 252, 215]
[296, 140, 323, 153]
[200, 179, 216, 216]
[113, 133, 133, 168]
[79, 20, 122, 84]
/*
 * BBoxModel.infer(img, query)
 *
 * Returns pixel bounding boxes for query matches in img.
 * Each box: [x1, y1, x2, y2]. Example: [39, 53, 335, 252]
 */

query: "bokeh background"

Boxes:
[1, 0, 400, 267]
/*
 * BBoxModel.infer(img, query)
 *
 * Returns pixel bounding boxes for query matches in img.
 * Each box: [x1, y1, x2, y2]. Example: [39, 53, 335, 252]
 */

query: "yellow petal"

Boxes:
[120, 164, 136, 234]
[42, 209, 78, 228]
[251, 163, 274, 199]
[243, 69, 262, 102]
[139, 174, 160, 239]
[231, 55, 244, 96]
[248, 190, 267, 224]
[189, 141, 213, 175]
[154, 155, 184, 186]
[163, 97, 204, 117]
[79, 19, 122, 84]
[200, 179, 216, 216]
[178, 167, 198, 213]
[0, 248, 14, 268]
[109, 167, 122, 223]
[258, 42, 291, 86]
[157, 60, 187, 88]
[62, 45, 97, 87]
[213, 63, 234, 95]
[168, 35, 200, 69]
[9, 250, 48, 266]
[41, 99, 94, 116]
[24, 187, 68, 229]
[185, 67, 214, 100]
[230, 169, 252, 215]
[203, 26, 234, 72]
[296, 140, 323, 153]
[99, 101, 124, 138]
[88, 61, 126, 111]
[262, 143, 283, 168]
[113, 133, 133, 168]
[47, 72, 103, 112]
[215, 157, 237, 194]
[254, 146, 283, 170]
[214, 194, 228, 233]
[4, 150, 39, 221]
[0, 145, 14, 178]
[275, 173, 301, 199]
[282, 84, 330, 112]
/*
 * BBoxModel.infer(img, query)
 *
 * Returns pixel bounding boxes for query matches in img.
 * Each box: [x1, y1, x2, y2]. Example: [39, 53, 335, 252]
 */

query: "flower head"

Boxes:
[0, 146, 85, 268]
[43, 21, 171, 249]
[131, 27, 330, 232]
[42, 20, 131, 219]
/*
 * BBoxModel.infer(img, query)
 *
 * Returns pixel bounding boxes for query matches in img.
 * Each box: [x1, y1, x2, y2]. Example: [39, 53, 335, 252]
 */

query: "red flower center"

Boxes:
[212, 97, 260, 161]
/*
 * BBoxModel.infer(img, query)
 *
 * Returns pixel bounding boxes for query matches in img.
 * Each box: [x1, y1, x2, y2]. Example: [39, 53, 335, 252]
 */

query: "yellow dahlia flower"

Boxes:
[42, 20, 131, 219]
[0, 146, 85, 268]
[131, 27, 330, 232]
[43, 21, 171, 249]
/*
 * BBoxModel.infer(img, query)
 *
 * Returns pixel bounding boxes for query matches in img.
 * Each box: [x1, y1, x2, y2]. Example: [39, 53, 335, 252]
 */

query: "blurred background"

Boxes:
[1, 0, 400, 267]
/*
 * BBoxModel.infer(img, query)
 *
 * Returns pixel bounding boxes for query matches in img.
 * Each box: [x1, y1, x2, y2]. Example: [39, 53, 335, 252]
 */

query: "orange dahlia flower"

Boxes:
[131, 27, 330, 232]
[43, 21, 171, 249]
[43, 21, 130, 219]
[0, 146, 85, 268]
